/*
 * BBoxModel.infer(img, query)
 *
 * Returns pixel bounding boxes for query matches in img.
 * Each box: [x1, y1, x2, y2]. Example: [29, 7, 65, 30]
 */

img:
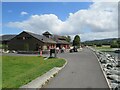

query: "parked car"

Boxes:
[60, 47, 65, 53]
[69, 46, 78, 53]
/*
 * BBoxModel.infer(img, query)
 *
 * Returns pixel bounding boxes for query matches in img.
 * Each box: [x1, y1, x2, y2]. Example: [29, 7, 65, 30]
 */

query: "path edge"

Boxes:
[89, 48, 112, 89]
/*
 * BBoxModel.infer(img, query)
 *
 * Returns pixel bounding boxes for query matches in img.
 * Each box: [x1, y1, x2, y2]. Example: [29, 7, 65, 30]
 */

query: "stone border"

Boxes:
[89, 48, 112, 89]
[20, 59, 67, 89]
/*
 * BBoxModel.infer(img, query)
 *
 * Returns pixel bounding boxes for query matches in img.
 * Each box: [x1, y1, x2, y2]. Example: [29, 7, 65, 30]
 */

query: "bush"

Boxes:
[2, 44, 8, 51]
[96, 44, 102, 47]
[110, 44, 118, 48]
[110, 40, 118, 48]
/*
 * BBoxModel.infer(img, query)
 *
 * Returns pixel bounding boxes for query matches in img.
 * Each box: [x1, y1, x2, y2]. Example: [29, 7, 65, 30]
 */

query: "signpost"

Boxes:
[50, 49, 57, 58]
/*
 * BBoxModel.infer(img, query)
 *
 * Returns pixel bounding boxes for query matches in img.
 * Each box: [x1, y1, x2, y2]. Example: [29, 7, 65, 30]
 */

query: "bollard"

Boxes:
[55, 49, 57, 58]
[50, 49, 57, 58]
[40, 50, 42, 56]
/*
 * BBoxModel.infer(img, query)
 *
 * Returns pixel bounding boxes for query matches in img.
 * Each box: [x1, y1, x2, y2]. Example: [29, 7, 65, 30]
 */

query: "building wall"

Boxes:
[56, 44, 70, 49]
[8, 32, 44, 51]
[43, 43, 56, 50]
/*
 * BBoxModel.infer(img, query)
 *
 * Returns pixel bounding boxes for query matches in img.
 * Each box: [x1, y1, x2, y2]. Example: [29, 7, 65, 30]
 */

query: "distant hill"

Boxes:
[82, 38, 119, 46]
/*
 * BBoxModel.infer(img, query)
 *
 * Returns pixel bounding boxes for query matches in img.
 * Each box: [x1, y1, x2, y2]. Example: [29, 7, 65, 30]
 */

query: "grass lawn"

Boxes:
[0, 56, 1, 89]
[95, 46, 114, 52]
[0, 44, 2, 49]
[2, 56, 66, 88]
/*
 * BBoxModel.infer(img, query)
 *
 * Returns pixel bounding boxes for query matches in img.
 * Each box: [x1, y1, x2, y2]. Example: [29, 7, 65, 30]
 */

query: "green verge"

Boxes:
[2, 56, 66, 88]
[0, 55, 2, 89]
[95, 46, 114, 52]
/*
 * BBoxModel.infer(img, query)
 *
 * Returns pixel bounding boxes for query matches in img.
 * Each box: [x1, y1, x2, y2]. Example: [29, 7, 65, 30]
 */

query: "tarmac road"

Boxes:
[44, 48, 109, 88]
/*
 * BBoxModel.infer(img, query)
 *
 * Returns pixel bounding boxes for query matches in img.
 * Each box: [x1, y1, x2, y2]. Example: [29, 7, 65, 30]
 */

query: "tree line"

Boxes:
[82, 38, 120, 48]
[63, 35, 81, 47]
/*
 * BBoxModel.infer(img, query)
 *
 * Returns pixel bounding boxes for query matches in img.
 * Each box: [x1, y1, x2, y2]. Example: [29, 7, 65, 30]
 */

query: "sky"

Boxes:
[2, 2, 118, 41]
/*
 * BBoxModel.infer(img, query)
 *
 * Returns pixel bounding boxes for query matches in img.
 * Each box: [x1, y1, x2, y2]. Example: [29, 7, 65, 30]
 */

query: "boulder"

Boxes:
[111, 83, 120, 90]
[107, 74, 119, 82]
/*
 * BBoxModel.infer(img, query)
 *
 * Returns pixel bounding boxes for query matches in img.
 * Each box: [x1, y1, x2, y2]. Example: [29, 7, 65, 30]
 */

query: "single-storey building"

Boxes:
[0, 35, 16, 45]
[52, 35, 70, 49]
[8, 31, 56, 51]
[1, 31, 70, 51]
[43, 31, 70, 49]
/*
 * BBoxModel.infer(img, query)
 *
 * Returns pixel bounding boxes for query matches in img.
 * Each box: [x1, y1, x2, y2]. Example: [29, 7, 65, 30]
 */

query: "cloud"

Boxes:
[80, 31, 118, 41]
[8, 14, 63, 34]
[7, 2, 118, 41]
[21, 11, 28, 15]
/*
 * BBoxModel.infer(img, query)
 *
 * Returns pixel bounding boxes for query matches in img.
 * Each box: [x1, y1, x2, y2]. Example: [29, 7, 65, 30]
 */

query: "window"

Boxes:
[17, 37, 32, 40]
[17, 37, 23, 40]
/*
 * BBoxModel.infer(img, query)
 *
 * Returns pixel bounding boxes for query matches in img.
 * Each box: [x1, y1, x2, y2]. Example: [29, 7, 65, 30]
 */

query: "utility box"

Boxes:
[50, 49, 57, 58]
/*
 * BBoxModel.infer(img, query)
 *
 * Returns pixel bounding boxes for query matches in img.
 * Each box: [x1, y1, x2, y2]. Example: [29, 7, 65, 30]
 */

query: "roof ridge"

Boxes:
[1, 34, 17, 36]
[24, 31, 56, 44]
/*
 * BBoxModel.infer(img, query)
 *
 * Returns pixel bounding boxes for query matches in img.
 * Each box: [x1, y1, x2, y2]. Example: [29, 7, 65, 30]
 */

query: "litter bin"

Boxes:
[50, 49, 57, 58]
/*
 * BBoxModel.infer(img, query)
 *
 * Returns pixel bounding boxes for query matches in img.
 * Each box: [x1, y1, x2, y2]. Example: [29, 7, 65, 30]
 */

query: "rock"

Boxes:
[109, 70, 120, 76]
[111, 83, 120, 90]
[111, 83, 118, 90]
[116, 61, 120, 67]
[107, 74, 119, 82]
[105, 69, 120, 76]
[108, 58, 115, 62]
[102, 64, 107, 68]
[104, 63, 115, 69]
[106, 53, 111, 58]
[100, 59, 107, 64]
[106, 64, 113, 69]
[104, 68, 109, 71]
[111, 80, 120, 84]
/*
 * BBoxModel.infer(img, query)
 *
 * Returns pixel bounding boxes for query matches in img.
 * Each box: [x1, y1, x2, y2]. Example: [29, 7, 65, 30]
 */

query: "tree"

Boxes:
[73, 35, 80, 47]
[110, 40, 118, 48]
[117, 38, 120, 48]
[96, 43, 102, 47]
[66, 36, 71, 42]
[61, 35, 71, 43]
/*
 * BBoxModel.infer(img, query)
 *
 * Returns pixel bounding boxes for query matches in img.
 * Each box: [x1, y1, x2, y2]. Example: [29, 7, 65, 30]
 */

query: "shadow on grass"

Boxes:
[37, 56, 58, 59]
[48, 57, 58, 59]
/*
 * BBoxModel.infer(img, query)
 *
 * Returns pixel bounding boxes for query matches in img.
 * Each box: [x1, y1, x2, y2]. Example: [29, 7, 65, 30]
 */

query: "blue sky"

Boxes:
[2, 2, 92, 34]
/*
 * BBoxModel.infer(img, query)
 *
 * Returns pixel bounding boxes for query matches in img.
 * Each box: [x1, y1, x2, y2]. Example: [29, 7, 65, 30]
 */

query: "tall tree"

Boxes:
[66, 36, 71, 42]
[73, 35, 80, 47]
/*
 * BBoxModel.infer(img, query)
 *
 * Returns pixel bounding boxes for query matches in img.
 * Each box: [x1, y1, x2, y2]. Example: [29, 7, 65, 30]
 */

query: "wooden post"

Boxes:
[40, 50, 42, 56]
[39, 46, 42, 56]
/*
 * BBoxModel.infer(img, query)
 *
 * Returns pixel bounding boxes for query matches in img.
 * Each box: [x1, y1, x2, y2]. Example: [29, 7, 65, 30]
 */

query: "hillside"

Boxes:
[82, 38, 119, 46]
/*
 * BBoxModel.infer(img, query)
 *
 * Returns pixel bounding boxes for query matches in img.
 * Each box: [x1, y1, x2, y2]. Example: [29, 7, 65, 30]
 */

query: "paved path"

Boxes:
[44, 48, 109, 88]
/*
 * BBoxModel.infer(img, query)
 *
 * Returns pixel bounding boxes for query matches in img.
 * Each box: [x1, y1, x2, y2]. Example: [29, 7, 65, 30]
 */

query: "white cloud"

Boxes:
[7, 2, 118, 41]
[81, 31, 118, 41]
[21, 11, 28, 15]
